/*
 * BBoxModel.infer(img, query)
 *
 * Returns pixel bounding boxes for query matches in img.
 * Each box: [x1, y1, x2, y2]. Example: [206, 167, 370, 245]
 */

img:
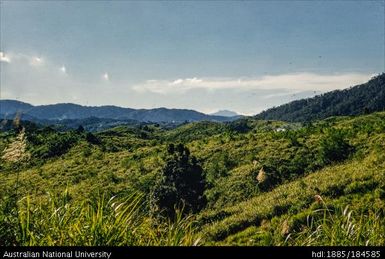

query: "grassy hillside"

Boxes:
[1, 112, 384, 245]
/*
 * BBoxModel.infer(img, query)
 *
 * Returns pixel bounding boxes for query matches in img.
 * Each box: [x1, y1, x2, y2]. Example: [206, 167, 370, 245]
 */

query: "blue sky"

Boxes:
[0, 1, 384, 115]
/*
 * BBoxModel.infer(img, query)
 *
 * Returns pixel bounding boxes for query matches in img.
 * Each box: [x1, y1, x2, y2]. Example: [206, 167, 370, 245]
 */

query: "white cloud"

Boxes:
[261, 92, 296, 100]
[0, 52, 11, 63]
[1, 59, 112, 107]
[132, 73, 374, 94]
[30, 56, 43, 66]
[60, 66, 67, 73]
[3, 52, 68, 74]
[102, 72, 110, 81]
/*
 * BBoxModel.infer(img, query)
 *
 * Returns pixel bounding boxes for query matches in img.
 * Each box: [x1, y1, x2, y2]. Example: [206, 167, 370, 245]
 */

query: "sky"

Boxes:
[0, 1, 384, 115]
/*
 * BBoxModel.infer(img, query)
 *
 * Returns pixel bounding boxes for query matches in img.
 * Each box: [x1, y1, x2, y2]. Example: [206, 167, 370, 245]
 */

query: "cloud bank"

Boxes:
[0, 52, 11, 63]
[132, 73, 374, 94]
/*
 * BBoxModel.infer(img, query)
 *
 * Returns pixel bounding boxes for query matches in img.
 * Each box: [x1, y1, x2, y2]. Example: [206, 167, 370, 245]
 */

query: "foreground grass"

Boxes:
[0, 192, 201, 246]
[286, 206, 385, 246]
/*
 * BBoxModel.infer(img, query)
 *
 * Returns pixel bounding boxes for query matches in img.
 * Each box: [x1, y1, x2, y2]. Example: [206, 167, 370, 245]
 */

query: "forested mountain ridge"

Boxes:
[0, 100, 235, 124]
[256, 73, 385, 122]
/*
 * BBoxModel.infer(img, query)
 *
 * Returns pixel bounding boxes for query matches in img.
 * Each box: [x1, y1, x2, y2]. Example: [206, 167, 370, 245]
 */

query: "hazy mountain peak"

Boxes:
[210, 110, 239, 117]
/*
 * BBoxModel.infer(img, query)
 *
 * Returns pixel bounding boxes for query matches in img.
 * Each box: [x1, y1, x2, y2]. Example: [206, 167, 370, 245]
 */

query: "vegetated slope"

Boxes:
[0, 111, 384, 245]
[200, 154, 385, 245]
[256, 73, 385, 122]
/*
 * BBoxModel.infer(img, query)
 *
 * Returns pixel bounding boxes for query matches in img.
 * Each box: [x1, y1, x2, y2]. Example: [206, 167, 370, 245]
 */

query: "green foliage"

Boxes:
[26, 128, 81, 159]
[205, 152, 234, 184]
[0, 195, 19, 246]
[205, 165, 259, 209]
[227, 119, 252, 133]
[85, 132, 101, 145]
[151, 144, 206, 218]
[319, 129, 354, 164]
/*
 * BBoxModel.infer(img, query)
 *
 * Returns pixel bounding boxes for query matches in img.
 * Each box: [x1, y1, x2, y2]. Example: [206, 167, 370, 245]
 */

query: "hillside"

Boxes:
[1, 111, 384, 245]
[256, 73, 385, 122]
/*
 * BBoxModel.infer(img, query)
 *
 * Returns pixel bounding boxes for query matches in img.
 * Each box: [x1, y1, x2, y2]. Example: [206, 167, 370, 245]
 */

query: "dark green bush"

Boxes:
[31, 132, 79, 159]
[151, 143, 206, 219]
[319, 129, 354, 164]
[85, 132, 101, 145]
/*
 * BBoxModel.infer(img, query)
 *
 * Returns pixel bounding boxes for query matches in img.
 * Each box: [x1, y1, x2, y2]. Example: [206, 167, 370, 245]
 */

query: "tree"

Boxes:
[85, 132, 101, 145]
[151, 143, 206, 219]
[76, 125, 85, 133]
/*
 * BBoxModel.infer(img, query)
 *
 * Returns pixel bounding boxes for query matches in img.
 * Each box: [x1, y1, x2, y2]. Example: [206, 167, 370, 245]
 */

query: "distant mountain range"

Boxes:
[255, 73, 385, 122]
[2, 73, 384, 129]
[0, 100, 239, 130]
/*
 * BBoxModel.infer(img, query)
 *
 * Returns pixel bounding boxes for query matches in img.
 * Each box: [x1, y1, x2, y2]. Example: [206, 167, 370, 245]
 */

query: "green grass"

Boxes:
[199, 150, 385, 245]
[286, 206, 385, 246]
[0, 191, 201, 246]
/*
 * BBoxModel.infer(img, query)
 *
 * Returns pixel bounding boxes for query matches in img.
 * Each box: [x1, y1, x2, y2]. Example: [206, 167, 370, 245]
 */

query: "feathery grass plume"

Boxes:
[314, 195, 323, 203]
[257, 167, 267, 183]
[252, 160, 259, 168]
[281, 219, 290, 236]
[1, 127, 30, 162]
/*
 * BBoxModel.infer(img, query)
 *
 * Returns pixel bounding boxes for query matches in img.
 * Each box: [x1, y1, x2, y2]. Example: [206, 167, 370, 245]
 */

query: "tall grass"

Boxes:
[286, 205, 385, 246]
[0, 191, 201, 246]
